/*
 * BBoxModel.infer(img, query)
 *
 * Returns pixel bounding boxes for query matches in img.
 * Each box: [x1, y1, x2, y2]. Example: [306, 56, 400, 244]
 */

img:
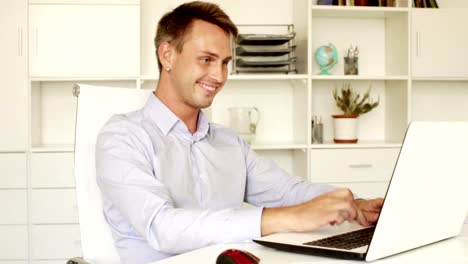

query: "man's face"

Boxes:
[169, 19, 232, 110]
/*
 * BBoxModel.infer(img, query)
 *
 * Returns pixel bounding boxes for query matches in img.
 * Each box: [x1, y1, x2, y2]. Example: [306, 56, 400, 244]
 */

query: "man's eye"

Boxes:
[202, 58, 211, 63]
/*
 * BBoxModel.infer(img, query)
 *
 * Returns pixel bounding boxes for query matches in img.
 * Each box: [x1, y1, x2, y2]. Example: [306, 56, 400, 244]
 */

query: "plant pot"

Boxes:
[332, 114, 358, 143]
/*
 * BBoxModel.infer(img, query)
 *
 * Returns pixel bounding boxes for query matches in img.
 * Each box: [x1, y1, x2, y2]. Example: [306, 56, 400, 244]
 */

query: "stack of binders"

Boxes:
[232, 27, 297, 74]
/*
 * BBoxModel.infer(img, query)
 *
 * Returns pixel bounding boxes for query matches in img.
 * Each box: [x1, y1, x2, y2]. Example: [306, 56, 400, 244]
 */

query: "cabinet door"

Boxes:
[412, 9, 468, 77]
[0, 0, 28, 151]
[32, 189, 79, 224]
[31, 225, 82, 259]
[31, 153, 75, 188]
[0, 190, 28, 224]
[29, 4, 140, 77]
[0, 226, 28, 259]
[0, 153, 27, 188]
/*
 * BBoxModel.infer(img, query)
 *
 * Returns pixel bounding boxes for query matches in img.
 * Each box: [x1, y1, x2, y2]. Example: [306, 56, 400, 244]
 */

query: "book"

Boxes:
[317, 0, 334, 5]
[428, 0, 439, 8]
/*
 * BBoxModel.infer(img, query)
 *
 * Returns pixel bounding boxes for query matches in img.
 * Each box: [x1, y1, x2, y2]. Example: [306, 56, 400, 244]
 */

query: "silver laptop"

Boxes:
[254, 121, 468, 261]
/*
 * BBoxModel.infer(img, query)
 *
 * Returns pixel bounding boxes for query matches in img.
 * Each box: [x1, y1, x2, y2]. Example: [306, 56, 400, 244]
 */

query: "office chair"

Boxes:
[68, 84, 152, 264]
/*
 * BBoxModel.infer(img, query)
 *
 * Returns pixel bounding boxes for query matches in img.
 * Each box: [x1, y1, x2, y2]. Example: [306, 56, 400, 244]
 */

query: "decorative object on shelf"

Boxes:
[332, 83, 379, 143]
[232, 25, 297, 74]
[314, 43, 338, 75]
[311, 115, 324, 144]
[228, 107, 260, 144]
[344, 45, 359, 75]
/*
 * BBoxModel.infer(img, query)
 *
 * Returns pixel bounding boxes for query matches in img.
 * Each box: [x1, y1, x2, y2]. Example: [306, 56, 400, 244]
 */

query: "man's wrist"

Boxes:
[261, 207, 294, 236]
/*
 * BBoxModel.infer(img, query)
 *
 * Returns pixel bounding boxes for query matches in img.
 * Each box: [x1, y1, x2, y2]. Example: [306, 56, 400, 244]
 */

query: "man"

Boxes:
[95, 1, 383, 264]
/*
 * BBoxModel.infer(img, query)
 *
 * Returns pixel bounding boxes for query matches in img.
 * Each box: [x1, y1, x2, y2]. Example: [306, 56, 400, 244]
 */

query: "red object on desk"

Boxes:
[216, 249, 261, 264]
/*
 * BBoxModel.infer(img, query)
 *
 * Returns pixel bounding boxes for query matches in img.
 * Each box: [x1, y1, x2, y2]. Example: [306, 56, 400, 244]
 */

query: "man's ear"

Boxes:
[158, 41, 175, 71]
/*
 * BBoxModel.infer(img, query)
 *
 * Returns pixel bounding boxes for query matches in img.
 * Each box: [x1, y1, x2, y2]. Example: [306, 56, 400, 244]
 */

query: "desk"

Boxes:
[156, 224, 468, 263]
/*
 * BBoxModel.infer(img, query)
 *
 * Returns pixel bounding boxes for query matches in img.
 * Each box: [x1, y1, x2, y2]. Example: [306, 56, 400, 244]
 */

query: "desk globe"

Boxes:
[314, 43, 338, 75]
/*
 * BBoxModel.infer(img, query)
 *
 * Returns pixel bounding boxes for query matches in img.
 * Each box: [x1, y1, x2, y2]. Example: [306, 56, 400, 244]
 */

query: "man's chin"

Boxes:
[193, 99, 214, 109]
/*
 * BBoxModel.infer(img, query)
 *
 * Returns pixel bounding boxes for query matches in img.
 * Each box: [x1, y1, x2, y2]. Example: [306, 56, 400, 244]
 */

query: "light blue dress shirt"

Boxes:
[95, 94, 335, 264]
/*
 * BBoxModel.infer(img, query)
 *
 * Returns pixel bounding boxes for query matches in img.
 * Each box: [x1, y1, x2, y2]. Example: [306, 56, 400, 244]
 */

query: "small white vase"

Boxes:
[332, 114, 358, 143]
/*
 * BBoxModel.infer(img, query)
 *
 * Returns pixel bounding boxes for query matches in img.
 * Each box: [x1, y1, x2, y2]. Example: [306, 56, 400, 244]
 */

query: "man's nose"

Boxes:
[209, 63, 227, 83]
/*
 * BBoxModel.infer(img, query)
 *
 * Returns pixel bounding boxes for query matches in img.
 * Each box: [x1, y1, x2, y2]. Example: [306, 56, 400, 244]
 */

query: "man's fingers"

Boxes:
[363, 211, 380, 223]
[357, 198, 384, 212]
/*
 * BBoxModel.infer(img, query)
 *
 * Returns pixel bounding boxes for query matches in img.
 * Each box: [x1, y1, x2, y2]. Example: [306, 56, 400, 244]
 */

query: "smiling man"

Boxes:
[95, 2, 383, 264]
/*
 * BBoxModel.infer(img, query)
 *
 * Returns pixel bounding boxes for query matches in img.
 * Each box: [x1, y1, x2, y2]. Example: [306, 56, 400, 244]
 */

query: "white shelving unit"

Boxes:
[0, 0, 467, 262]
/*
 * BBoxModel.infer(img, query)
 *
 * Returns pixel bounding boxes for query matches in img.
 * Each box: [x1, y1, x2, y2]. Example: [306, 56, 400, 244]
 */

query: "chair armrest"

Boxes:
[67, 257, 91, 264]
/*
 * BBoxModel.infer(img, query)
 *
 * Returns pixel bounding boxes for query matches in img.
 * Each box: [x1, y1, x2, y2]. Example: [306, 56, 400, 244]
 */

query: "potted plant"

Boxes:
[332, 83, 379, 143]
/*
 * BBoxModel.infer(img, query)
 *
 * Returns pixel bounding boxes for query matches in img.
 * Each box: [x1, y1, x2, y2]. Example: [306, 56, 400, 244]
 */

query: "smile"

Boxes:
[198, 82, 218, 95]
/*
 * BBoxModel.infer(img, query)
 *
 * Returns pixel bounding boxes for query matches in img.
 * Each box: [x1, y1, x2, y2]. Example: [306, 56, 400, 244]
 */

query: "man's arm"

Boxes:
[261, 189, 384, 236]
[239, 139, 383, 235]
[95, 119, 263, 254]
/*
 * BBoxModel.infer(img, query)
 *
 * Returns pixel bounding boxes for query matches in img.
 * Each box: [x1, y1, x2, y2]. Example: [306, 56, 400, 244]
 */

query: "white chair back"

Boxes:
[74, 84, 152, 263]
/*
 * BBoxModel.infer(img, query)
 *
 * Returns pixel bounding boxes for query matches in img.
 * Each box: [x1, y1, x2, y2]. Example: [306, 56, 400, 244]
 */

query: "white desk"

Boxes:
[155, 224, 468, 263]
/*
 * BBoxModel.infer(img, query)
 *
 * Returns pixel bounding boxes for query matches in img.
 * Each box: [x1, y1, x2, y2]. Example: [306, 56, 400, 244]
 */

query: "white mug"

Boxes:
[228, 107, 260, 143]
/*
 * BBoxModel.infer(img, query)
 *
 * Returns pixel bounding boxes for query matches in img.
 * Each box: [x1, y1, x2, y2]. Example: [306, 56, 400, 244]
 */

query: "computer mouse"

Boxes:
[216, 248, 260, 264]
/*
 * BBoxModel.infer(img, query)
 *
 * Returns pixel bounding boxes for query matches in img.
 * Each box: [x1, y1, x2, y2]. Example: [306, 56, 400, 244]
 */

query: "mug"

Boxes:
[228, 107, 260, 143]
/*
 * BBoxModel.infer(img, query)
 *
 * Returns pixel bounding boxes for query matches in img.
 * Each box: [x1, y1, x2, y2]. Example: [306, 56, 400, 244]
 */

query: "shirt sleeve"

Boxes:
[240, 139, 337, 208]
[95, 118, 263, 255]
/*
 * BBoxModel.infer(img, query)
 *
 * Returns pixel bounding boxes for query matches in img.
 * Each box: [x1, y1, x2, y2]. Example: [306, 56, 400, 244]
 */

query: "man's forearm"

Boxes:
[261, 207, 291, 236]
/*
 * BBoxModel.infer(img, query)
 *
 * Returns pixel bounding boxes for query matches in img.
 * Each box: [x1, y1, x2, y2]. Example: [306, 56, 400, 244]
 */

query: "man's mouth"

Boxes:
[198, 81, 218, 95]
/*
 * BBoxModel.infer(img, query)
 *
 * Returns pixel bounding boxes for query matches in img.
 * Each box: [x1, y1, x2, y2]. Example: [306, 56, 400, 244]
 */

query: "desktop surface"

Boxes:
[154, 223, 468, 264]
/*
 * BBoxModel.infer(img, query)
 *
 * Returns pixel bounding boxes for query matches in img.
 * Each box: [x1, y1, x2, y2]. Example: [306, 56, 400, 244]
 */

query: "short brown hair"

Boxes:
[154, 1, 238, 72]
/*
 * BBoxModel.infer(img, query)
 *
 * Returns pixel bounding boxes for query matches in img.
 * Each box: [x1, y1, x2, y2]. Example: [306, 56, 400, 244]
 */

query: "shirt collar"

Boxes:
[143, 93, 210, 139]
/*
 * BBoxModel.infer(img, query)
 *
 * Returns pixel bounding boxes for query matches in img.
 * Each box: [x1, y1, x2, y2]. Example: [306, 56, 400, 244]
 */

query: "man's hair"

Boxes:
[154, 1, 238, 72]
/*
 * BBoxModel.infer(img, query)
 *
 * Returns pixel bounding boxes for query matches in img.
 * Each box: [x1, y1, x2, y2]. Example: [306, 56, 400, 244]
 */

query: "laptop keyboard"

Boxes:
[303, 226, 375, 250]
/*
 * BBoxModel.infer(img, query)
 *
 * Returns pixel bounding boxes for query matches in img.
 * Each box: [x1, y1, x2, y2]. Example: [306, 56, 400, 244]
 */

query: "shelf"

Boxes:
[31, 144, 74, 153]
[412, 77, 468, 81]
[139, 75, 309, 82]
[30, 77, 139, 82]
[251, 142, 308, 150]
[311, 5, 409, 18]
[310, 141, 402, 149]
[311, 75, 408, 81]
[229, 74, 308, 81]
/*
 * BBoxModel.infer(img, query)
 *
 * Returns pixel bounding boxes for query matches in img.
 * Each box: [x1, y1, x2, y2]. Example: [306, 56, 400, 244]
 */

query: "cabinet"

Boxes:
[0, 0, 466, 263]
[412, 9, 468, 77]
[0, 0, 28, 151]
[29, 4, 140, 78]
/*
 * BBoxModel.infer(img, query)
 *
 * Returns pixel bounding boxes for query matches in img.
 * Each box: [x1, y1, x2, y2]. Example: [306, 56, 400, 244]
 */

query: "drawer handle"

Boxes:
[74, 240, 81, 245]
[348, 163, 373, 169]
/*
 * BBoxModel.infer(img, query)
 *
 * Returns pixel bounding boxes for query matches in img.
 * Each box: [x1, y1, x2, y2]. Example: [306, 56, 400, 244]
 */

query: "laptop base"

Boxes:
[253, 239, 366, 260]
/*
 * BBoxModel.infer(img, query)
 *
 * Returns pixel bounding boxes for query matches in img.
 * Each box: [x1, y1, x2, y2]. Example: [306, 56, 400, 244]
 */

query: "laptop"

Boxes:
[254, 121, 468, 261]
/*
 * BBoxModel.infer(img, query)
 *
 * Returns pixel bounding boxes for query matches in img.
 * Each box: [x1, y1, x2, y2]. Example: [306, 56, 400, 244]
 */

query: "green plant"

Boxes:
[333, 83, 379, 116]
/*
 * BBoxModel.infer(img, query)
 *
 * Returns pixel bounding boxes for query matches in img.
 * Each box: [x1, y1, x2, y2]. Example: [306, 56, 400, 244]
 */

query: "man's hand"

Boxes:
[261, 189, 384, 236]
[353, 198, 384, 226]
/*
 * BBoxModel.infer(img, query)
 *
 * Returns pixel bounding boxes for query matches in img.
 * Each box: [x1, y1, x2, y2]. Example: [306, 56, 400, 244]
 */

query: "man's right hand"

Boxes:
[261, 188, 371, 236]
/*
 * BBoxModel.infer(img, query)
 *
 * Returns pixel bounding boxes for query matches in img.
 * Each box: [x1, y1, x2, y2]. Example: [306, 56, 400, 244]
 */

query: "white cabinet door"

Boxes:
[0, 153, 27, 188]
[29, 4, 140, 77]
[32, 189, 79, 224]
[0, 226, 28, 259]
[31, 225, 82, 259]
[31, 152, 75, 188]
[0, 190, 28, 224]
[412, 9, 468, 77]
[0, 0, 28, 151]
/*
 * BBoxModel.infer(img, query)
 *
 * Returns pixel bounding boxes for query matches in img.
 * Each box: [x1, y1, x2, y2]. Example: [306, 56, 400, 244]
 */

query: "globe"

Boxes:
[314, 43, 338, 75]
